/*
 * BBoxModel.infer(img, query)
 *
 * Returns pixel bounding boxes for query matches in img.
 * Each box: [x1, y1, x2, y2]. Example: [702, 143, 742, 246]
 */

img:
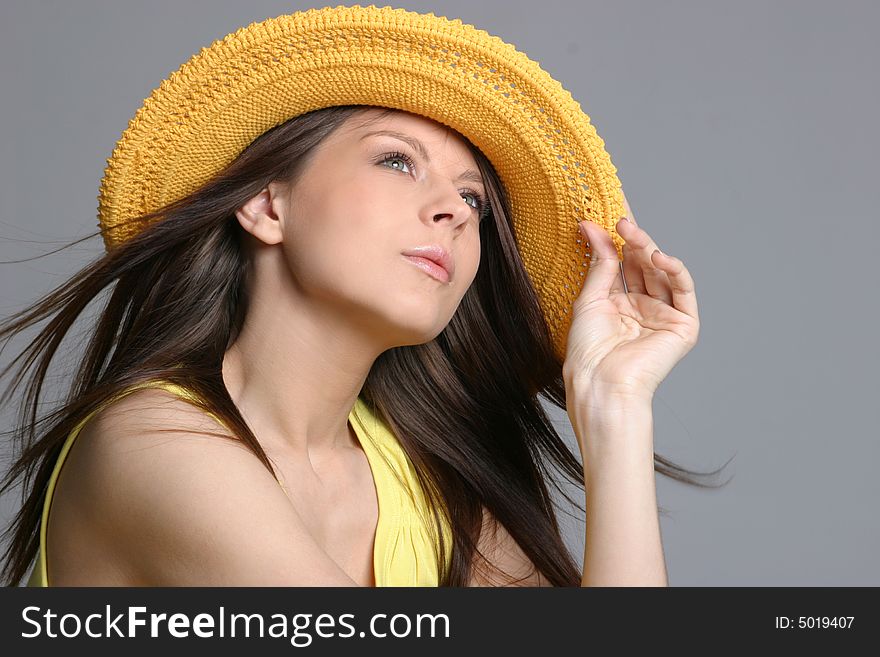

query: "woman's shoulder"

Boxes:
[83, 382, 241, 447]
[64, 383, 259, 493]
[47, 385, 246, 584]
[53, 384, 359, 585]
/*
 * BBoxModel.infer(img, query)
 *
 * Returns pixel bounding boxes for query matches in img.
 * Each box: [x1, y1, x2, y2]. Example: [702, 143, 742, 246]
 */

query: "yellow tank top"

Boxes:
[26, 380, 452, 587]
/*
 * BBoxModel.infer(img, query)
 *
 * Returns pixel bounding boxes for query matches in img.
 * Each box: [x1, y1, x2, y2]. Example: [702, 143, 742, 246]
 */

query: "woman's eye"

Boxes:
[462, 189, 490, 221]
[378, 151, 415, 174]
[378, 152, 489, 222]
[461, 190, 483, 212]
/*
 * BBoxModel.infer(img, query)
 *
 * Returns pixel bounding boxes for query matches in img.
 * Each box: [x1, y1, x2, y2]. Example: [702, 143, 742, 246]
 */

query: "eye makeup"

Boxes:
[372, 149, 490, 222]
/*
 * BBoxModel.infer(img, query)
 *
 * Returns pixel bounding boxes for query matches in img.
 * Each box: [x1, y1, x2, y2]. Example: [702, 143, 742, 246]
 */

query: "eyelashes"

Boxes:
[375, 151, 490, 222]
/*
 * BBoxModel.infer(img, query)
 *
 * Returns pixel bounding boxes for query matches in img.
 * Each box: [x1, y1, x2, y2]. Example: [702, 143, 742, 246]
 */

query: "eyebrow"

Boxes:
[359, 129, 486, 188]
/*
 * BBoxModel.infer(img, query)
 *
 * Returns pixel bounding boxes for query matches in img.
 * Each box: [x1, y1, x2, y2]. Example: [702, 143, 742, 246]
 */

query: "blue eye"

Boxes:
[379, 151, 416, 174]
[377, 151, 491, 222]
[461, 189, 490, 222]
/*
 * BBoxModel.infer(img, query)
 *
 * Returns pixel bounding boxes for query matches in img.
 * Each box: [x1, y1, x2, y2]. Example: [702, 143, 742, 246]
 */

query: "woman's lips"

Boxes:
[403, 255, 451, 283]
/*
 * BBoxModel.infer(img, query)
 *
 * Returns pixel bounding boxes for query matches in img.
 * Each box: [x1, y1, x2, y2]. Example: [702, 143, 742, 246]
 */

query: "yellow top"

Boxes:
[26, 379, 452, 586]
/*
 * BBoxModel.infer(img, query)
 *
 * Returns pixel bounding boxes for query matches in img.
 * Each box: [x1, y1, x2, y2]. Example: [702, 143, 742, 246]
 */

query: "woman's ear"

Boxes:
[234, 182, 289, 246]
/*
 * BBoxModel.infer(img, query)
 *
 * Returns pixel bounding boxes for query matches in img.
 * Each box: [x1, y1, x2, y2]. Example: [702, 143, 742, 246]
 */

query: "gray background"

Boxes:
[1, 0, 877, 586]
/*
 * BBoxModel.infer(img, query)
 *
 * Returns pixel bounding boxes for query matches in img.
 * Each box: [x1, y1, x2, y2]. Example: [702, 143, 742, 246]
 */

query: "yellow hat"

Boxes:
[97, 3, 626, 363]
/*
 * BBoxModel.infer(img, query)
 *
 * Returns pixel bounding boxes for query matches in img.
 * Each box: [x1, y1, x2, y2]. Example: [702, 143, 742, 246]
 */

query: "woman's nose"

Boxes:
[423, 174, 471, 225]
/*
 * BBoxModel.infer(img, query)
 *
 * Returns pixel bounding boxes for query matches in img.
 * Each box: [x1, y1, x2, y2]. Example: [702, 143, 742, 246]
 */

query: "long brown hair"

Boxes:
[0, 104, 730, 587]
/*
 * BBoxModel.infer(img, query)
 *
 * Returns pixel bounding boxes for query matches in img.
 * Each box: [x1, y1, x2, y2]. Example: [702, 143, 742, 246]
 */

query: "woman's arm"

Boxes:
[568, 384, 668, 586]
[560, 187, 697, 586]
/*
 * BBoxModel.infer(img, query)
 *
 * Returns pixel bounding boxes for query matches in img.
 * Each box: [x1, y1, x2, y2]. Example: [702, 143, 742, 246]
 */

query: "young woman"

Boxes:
[0, 6, 713, 587]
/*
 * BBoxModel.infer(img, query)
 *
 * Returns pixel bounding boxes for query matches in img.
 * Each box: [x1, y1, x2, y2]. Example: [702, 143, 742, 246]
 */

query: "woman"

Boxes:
[0, 6, 711, 587]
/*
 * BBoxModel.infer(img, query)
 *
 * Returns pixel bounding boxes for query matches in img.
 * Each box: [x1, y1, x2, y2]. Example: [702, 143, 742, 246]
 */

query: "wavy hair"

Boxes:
[0, 104, 730, 586]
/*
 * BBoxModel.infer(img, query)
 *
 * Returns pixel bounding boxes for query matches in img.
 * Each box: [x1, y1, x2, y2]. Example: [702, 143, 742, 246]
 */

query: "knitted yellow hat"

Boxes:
[97, 3, 626, 364]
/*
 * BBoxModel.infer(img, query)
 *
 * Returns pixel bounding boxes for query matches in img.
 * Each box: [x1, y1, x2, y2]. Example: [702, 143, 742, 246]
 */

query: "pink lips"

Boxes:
[401, 245, 455, 283]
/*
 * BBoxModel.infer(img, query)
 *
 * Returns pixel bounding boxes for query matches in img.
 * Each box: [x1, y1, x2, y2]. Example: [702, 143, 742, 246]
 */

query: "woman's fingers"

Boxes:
[576, 187, 699, 327]
[649, 249, 700, 321]
[577, 220, 626, 303]
[607, 229, 627, 296]
[619, 191, 648, 295]
[616, 218, 673, 306]
[621, 234, 646, 295]
[619, 217, 700, 321]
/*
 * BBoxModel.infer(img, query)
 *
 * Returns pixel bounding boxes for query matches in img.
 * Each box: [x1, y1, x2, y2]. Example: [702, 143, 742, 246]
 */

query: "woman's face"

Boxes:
[245, 108, 485, 349]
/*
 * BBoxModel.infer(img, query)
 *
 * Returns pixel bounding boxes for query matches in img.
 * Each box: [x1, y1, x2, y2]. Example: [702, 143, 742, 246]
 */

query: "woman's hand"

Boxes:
[562, 192, 700, 403]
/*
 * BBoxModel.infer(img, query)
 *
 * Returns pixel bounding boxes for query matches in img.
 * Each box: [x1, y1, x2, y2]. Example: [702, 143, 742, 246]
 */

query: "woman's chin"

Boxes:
[387, 316, 447, 347]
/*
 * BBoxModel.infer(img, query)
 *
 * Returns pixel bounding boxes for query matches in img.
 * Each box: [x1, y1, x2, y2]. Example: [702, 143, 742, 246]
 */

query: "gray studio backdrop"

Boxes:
[1, 0, 877, 586]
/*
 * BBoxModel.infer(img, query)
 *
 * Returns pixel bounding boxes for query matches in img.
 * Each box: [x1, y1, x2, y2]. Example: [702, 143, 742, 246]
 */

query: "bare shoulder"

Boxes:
[83, 385, 245, 451]
[60, 386, 359, 586]
[467, 506, 553, 587]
